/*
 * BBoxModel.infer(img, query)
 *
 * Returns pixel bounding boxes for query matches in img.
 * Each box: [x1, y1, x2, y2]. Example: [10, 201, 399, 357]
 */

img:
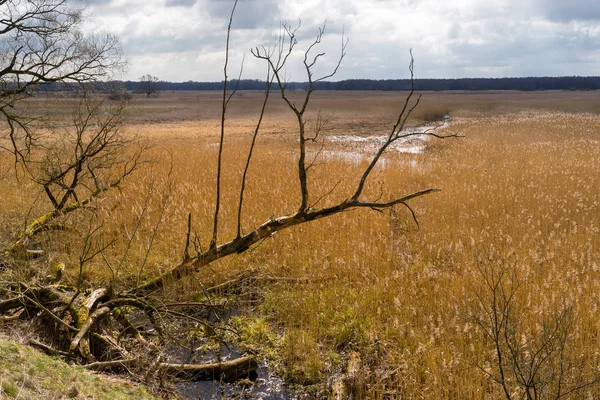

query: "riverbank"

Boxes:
[0, 336, 154, 399]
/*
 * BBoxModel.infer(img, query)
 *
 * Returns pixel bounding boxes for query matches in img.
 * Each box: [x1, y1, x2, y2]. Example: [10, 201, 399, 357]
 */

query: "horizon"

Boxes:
[118, 75, 600, 84]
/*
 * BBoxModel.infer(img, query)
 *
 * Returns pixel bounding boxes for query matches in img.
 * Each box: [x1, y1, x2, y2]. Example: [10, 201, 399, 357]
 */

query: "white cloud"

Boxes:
[80, 0, 600, 81]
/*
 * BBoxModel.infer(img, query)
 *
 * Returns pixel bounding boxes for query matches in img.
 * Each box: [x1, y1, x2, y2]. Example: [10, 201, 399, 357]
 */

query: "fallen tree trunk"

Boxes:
[160, 355, 259, 382]
[83, 356, 259, 383]
[131, 189, 439, 296]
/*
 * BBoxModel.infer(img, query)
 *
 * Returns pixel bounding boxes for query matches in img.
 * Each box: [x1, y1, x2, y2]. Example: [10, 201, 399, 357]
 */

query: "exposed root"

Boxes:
[0, 280, 259, 388]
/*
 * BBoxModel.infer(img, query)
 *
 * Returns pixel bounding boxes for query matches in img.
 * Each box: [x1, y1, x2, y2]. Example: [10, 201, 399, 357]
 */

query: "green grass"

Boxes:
[0, 337, 154, 400]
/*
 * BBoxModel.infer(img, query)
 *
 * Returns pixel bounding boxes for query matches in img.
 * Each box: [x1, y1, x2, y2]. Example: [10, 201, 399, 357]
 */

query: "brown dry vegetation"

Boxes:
[2, 90, 600, 398]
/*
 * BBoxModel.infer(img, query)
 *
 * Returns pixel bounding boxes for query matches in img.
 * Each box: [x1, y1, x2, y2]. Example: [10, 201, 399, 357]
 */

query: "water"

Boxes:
[163, 308, 296, 399]
[322, 116, 450, 164]
[171, 339, 295, 400]
[176, 363, 294, 399]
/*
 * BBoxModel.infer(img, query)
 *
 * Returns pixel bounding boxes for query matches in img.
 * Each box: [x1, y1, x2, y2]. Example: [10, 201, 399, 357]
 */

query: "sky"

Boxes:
[80, 0, 600, 82]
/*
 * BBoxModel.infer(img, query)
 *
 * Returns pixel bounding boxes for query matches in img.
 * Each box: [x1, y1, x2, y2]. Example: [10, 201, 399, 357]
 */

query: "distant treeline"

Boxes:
[123, 76, 600, 91]
[312, 76, 600, 91]
[42, 76, 600, 92]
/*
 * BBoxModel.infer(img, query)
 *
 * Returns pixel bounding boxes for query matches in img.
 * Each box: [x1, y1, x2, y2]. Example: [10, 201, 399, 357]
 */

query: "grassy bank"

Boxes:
[0, 336, 154, 399]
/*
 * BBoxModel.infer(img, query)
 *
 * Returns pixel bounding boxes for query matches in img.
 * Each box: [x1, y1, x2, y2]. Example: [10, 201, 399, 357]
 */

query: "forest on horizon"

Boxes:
[125, 76, 600, 92]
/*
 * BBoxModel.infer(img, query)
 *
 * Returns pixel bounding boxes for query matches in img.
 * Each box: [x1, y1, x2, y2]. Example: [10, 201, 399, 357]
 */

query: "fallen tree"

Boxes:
[0, 0, 457, 388]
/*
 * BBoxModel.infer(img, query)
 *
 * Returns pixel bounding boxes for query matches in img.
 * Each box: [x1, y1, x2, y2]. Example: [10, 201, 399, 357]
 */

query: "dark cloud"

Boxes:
[537, 0, 600, 21]
[203, 0, 279, 29]
[78, 0, 112, 5]
[165, 0, 196, 7]
[73, 0, 600, 80]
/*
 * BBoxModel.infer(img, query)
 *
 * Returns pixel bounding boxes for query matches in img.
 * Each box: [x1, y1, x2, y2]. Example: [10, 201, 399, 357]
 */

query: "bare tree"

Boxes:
[466, 249, 600, 399]
[132, 16, 456, 295]
[0, 1, 130, 255]
[0, 0, 124, 161]
[8, 87, 145, 255]
[138, 74, 160, 97]
[0, 0, 456, 385]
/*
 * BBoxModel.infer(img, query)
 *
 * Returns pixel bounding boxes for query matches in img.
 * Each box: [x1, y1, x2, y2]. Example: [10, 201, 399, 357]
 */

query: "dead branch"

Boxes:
[84, 355, 258, 383]
[131, 187, 439, 295]
[28, 338, 73, 358]
[237, 65, 274, 239]
[0, 295, 25, 313]
[84, 358, 139, 371]
[4, 87, 145, 255]
[211, 0, 239, 250]
[253, 20, 347, 214]
[0, 307, 23, 322]
[160, 355, 258, 382]
[70, 306, 110, 352]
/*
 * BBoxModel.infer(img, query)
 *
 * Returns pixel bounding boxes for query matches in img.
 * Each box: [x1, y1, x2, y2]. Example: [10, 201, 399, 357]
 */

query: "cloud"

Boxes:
[203, 0, 280, 29]
[536, 0, 600, 22]
[165, 0, 196, 7]
[76, 0, 600, 81]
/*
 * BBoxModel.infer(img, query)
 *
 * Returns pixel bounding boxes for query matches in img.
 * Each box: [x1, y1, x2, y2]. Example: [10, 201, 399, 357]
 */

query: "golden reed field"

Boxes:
[2, 89, 600, 398]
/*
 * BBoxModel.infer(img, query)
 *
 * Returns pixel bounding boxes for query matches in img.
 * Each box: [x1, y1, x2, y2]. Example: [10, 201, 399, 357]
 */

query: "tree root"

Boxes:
[0, 281, 259, 386]
[0, 284, 148, 362]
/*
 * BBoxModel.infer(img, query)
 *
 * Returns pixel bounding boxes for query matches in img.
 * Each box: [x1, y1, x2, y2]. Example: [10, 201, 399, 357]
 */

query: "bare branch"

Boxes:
[9, 87, 143, 250]
[0, 0, 125, 174]
[183, 213, 192, 261]
[211, 0, 238, 250]
[237, 65, 273, 238]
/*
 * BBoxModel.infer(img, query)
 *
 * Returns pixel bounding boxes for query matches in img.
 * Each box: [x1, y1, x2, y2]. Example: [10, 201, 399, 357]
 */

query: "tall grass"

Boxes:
[2, 92, 600, 397]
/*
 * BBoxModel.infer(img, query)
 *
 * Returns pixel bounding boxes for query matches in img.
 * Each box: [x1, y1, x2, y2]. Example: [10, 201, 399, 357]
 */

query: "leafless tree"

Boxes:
[466, 249, 600, 399]
[0, 0, 123, 162]
[0, 1, 131, 254]
[138, 74, 160, 97]
[132, 7, 457, 295]
[0, 0, 456, 386]
[9, 87, 145, 254]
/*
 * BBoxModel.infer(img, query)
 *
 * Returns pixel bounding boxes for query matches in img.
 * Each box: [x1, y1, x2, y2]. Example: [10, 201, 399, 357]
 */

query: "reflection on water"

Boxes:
[169, 323, 296, 399]
[321, 116, 450, 165]
[176, 363, 294, 399]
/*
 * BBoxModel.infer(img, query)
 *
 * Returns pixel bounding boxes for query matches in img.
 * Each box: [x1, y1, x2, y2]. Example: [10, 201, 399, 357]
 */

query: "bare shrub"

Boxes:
[464, 247, 600, 399]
